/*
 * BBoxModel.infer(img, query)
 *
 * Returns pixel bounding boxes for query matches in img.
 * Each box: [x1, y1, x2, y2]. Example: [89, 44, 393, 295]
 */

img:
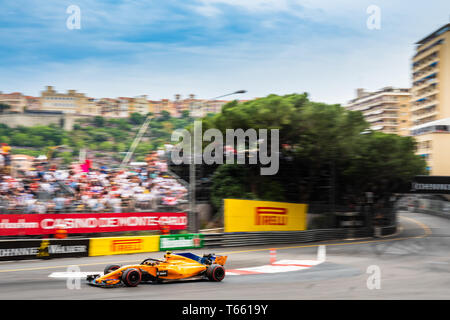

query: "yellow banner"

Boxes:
[89, 235, 160, 256]
[224, 199, 308, 232]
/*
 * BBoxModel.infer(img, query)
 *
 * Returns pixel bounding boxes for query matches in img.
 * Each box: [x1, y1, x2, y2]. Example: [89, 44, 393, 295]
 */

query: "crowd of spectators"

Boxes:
[0, 153, 188, 214]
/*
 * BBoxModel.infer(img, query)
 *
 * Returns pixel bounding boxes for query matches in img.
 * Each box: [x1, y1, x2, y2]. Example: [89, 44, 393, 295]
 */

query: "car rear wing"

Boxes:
[214, 255, 227, 266]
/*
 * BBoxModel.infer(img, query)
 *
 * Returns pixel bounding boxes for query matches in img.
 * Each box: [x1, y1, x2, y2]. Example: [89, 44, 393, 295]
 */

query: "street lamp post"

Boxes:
[188, 90, 246, 233]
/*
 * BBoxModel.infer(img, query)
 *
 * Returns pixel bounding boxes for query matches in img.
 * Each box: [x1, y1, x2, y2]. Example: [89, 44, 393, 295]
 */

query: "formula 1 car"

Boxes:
[86, 251, 227, 287]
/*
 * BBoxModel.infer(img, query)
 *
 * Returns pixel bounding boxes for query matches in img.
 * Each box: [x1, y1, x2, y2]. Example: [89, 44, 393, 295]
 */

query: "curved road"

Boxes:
[0, 210, 449, 299]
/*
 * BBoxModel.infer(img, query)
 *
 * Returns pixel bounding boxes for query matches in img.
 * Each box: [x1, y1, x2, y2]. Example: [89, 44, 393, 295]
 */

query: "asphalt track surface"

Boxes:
[0, 210, 449, 300]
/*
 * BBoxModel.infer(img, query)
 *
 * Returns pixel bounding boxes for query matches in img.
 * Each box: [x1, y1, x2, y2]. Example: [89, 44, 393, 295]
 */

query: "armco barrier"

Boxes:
[202, 226, 396, 248]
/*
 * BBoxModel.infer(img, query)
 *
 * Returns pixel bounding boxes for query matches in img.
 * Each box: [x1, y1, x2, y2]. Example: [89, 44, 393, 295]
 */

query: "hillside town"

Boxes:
[0, 86, 246, 119]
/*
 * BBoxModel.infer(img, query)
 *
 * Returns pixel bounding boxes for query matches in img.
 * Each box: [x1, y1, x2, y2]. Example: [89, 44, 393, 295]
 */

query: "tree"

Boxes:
[181, 110, 191, 119]
[158, 110, 171, 122]
[210, 164, 256, 209]
[93, 116, 105, 127]
[201, 93, 426, 209]
[129, 112, 146, 125]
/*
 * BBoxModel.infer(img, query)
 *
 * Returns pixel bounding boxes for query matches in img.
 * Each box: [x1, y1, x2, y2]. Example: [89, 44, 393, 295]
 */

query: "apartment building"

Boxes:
[97, 98, 120, 117]
[24, 96, 41, 111]
[410, 23, 450, 175]
[132, 95, 150, 115]
[148, 99, 175, 116]
[202, 99, 228, 115]
[411, 23, 450, 125]
[117, 97, 133, 118]
[346, 87, 411, 135]
[79, 98, 102, 116]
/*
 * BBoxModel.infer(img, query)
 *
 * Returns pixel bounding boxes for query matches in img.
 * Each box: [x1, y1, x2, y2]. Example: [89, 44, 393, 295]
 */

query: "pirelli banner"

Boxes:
[88, 235, 160, 257]
[0, 212, 187, 236]
[224, 199, 308, 232]
[0, 239, 89, 261]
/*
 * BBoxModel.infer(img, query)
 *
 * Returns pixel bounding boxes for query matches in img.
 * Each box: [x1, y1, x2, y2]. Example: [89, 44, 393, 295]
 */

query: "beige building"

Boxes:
[346, 87, 411, 135]
[411, 119, 450, 175]
[410, 23, 450, 175]
[0, 92, 27, 113]
[40, 86, 86, 114]
[3, 87, 241, 120]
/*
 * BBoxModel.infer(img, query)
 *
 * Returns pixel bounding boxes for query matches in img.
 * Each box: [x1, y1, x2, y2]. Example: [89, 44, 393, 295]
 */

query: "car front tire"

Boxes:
[122, 268, 142, 287]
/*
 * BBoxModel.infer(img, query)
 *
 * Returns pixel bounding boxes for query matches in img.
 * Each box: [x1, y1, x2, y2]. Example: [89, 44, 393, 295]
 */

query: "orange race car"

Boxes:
[86, 251, 227, 287]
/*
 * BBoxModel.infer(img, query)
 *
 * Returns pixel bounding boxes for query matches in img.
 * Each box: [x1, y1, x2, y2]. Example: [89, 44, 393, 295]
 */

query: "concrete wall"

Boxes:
[0, 113, 84, 131]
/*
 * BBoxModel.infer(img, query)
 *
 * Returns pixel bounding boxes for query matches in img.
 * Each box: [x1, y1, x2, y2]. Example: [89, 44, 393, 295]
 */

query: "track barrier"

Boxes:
[202, 225, 396, 248]
[0, 225, 397, 261]
[0, 238, 89, 261]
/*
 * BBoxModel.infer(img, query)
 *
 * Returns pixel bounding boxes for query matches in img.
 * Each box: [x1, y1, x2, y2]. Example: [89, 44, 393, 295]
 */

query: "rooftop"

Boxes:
[347, 87, 410, 104]
[416, 23, 450, 45]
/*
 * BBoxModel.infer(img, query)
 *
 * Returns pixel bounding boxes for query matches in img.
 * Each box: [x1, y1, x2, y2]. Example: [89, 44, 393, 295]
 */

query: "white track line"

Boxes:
[226, 259, 323, 276]
[49, 272, 102, 278]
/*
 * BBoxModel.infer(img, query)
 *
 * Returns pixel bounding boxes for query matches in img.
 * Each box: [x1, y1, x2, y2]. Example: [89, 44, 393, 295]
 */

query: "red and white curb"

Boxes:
[226, 245, 327, 276]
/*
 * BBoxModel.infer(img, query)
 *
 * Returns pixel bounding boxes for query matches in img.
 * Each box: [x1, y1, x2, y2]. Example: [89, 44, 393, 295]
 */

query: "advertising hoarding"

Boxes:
[224, 199, 308, 232]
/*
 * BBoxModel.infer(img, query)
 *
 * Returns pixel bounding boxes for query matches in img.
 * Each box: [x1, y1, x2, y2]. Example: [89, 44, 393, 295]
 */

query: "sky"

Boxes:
[0, 0, 449, 104]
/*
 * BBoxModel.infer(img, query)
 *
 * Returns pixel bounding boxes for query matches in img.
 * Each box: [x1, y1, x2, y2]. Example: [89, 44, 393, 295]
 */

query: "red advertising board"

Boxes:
[0, 212, 187, 236]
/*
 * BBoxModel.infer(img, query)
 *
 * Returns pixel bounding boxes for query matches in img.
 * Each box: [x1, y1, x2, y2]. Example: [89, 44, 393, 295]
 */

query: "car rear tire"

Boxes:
[104, 264, 121, 275]
[122, 268, 142, 287]
[206, 264, 225, 282]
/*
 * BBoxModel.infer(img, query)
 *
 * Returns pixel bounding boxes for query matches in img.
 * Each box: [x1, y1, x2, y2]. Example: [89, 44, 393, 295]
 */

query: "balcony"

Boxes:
[413, 54, 439, 72]
[412, 110, 438, 122]
[411, 94, 438, 110]
[414, 39, 444, 60]
[413, 77, 438, 91]
[412, 115, 437, 126]
[411, 103, 438, 114]
[413, 71, 438, 86]
[413, 86, 439, 101]
[413, 63, 439, 81]
[348, 93, 408, 112]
